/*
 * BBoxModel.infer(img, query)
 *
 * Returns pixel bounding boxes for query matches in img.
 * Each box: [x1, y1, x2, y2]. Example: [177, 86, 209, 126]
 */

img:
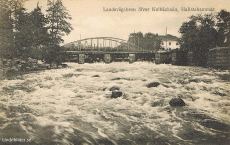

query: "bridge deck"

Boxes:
[67, 51, 156, 54]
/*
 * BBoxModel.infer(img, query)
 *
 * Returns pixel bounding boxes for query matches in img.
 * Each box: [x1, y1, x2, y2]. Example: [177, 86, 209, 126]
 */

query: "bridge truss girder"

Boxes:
[68, 37, 144, 52]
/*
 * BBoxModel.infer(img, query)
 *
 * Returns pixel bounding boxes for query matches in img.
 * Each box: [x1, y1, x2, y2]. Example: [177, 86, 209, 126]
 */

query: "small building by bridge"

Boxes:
[159, 35, 179, 51]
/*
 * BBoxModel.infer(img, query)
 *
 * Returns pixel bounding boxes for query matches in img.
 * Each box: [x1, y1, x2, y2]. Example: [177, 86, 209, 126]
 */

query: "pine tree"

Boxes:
[0, 0, 16, 59]
[0, 0, 28, 59]
[14, 7, 31, 59]
[30, 4, 49, 48]
[44, 0, 73, 67]
[28, 3, 49, 59]
[46, 0, 73, 46]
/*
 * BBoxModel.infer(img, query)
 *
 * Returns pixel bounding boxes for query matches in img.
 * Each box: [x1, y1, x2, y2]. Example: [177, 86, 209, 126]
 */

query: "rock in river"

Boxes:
[169, 98, 186, 107]
[109, 86, 120, 91]
[146, 82, 160, 88]
[111, 91, 122, 98]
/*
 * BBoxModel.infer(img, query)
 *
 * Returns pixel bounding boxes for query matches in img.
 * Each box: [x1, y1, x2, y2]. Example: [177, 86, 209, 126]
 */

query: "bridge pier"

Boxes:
[129, 54, 136, 63]
[155, 52, 171, 64]
[104, 54, 112, 64]
[79, 54, 85, 64]
[67, 51, 157, 64]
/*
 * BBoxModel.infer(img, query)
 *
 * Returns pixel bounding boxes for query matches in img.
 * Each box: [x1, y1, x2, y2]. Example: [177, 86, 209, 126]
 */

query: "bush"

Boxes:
[41, 45, 67, 68]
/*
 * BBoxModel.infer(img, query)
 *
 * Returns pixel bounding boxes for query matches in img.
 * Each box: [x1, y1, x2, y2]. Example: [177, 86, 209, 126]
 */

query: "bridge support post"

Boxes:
[91, 38, 92, 50]
[155, 53, 160, 64]
[79, 54, 85, 64]
[129, 54, 136, 63]
[104, 54, 111, 64]
[155, 52, 171, 64]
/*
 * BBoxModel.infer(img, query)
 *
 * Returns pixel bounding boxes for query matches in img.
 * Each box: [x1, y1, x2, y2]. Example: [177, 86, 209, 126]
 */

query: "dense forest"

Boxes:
[0, 0, 73, 71]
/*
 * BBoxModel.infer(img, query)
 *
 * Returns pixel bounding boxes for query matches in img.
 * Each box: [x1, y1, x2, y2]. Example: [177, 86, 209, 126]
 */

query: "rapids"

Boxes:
[0, 62, 229, 145]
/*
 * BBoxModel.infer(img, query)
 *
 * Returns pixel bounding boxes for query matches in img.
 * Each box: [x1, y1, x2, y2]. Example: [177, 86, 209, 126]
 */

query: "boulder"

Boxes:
[169, 98, 185, 107]
[189, 78, 200, 83]
[92, 75, 100, 77]
[111, 91, 122, 98]
[109, 86, 120, 91]
[146, 82, 160, 88]
[61, 64, 68, 68]
[111, 77, 121, 80]
[151, 99, 164, 107]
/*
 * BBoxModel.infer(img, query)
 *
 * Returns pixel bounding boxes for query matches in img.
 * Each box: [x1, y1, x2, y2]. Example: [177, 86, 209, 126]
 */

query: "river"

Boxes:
[0, 62, 229, 145]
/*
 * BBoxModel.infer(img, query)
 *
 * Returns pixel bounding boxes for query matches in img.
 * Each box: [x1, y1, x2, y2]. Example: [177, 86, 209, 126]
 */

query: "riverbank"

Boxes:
[0, 58, 68, 80]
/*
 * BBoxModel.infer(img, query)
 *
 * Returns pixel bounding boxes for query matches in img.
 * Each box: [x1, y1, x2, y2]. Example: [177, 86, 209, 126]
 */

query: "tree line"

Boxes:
[177, 10, 230, 65]
[127, 32, 163, 51]
[0, 0, 73, 67]
[178, 10, 230, 50]
[127, 10, 229, 53]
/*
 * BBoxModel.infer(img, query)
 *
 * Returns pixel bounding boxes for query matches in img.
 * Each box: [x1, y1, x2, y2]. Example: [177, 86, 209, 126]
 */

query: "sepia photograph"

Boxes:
[0, 0, 229, 144]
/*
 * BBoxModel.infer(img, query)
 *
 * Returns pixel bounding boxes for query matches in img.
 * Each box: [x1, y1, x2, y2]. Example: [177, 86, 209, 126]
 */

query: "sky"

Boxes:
[24, 0, 230, 45]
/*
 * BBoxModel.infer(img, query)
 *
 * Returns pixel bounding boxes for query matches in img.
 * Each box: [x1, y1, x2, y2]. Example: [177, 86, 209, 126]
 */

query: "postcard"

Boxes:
[0, 0, 229, 144]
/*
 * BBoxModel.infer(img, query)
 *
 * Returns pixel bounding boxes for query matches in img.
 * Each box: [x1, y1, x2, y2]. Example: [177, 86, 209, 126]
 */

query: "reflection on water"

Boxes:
[0, 62, 229, 145]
